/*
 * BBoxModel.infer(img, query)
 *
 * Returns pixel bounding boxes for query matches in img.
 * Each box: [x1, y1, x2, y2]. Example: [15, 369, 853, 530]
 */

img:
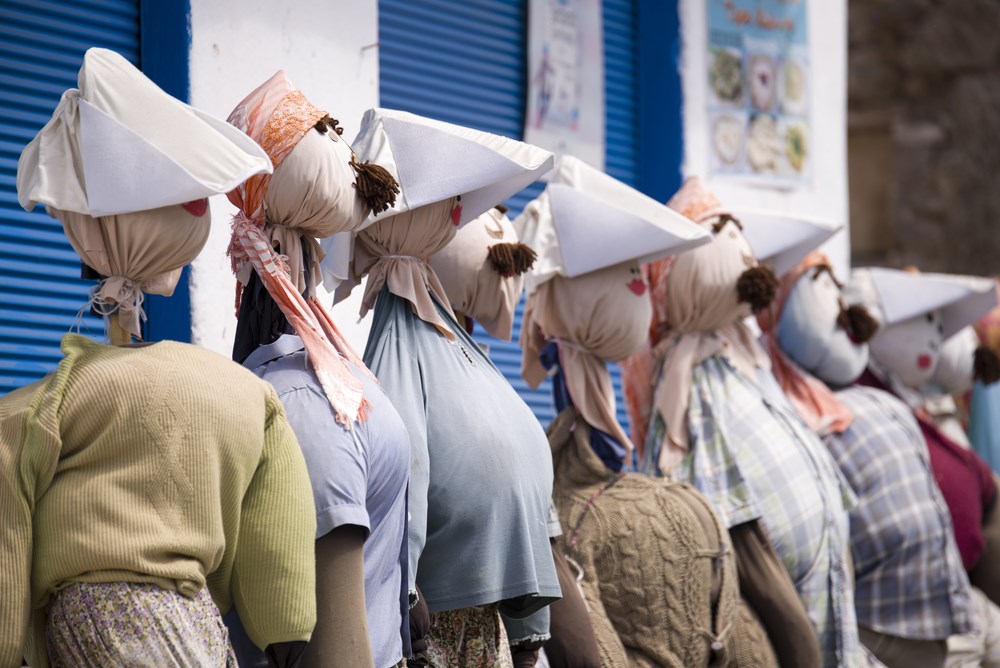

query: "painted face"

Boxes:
[870, 309, 944, 389]
[778, 265, 869, 387]
[626, 264, 647, 296]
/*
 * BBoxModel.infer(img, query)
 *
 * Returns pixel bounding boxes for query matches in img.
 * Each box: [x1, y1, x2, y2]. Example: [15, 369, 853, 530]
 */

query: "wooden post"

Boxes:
[108, 318, 131, 346]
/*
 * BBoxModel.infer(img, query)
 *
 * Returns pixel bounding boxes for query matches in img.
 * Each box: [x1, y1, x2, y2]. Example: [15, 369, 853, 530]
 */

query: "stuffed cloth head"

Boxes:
[429, 206, 534, 340]
[755, 252, 869, 435]
[522, 262, 652, 453]
[226, 70, 394, 426]
[621, 176, 773, 471]
[352, 197, 460, 339]
[16, 48, 272, 339]
[845, 267, 1000, 394]
[516, 157, 709, 462]
[333, 109, 554, 340]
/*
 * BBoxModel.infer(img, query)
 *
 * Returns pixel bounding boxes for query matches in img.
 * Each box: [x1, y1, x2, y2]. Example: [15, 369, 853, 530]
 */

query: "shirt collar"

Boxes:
[242, 334, 305, 370]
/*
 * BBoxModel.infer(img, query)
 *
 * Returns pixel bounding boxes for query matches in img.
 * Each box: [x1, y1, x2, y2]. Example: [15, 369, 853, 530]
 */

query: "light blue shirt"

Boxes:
[364, 289, 560, 617]
[227, 335, 410, 668]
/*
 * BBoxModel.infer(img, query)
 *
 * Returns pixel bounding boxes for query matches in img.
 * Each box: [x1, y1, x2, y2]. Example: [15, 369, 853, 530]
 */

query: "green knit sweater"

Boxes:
[0, 334, 316, 667]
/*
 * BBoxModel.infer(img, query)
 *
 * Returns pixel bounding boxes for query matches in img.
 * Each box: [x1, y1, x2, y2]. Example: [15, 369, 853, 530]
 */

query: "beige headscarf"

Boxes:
[350, 197, 460, 339]
[522, 262, 652, 453]
[623, 178, 771, 473]
[52, 204, 211, 338]
[429, 207, 534, 340]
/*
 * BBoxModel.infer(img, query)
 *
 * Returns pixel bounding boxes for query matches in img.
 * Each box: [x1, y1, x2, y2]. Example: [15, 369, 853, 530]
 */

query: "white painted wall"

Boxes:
[679, 0, 849, 276]
[187, 0, 379, 356]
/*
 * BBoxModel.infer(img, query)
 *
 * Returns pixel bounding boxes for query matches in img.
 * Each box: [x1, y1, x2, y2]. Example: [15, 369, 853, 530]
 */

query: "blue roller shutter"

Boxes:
[0, 0, 140, 395]
[380, 0, 637, 430]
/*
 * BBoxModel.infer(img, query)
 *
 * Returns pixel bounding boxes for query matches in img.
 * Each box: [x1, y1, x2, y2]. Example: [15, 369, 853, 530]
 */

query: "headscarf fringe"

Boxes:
[350, 154, 400, 215]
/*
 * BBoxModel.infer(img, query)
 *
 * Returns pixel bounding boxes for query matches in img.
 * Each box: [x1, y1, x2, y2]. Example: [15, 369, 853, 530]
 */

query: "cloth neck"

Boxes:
[541, 341, 626, 471]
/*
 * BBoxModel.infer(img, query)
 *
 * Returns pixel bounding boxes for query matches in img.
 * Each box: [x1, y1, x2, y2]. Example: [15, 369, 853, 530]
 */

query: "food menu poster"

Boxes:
[706, 0, 809, 187]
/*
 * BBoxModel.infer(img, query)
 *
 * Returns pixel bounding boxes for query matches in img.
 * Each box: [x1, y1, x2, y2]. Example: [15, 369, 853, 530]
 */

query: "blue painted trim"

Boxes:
[139, 0, 193, 342]
[636, 0, 684, 203]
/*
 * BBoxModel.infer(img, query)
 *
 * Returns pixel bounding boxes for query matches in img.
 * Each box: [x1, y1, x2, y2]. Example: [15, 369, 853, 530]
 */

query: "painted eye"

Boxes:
[926, 313, 934, 323]
[938, 323, 944, 335]
[728, 230, 738, 240]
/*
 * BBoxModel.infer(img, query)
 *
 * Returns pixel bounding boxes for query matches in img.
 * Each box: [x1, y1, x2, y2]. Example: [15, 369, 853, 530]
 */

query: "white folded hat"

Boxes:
[847, 267, 999, 340]
[739, 210, 842, 277]
[17, 48, 272, 218]
[350, 107, 554, 227]
[514, 155, 711, 294]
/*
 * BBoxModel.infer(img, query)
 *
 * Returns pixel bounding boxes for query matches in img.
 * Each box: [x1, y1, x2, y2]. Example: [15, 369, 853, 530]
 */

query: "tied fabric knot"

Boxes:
[90, 275, 146, 339]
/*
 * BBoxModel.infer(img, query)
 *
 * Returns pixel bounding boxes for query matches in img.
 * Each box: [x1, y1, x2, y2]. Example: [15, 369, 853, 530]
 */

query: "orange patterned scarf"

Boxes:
[226, 71, 372, 427]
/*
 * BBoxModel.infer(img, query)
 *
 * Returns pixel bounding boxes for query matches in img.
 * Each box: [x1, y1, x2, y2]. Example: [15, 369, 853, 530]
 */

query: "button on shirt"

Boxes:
[229, 335, 410, 668]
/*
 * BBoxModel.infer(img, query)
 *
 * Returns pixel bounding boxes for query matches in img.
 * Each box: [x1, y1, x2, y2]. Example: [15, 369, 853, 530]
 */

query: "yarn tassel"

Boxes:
[350, 154, 400, 215]
[487, 242, 538, 278]
[736, 265, 778, 313]
[837, 303, 879, 343]
[974, 345, 1000, 385]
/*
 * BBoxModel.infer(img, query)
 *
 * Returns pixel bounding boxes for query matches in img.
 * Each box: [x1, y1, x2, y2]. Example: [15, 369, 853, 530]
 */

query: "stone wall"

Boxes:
[848, 0, 1000, 274]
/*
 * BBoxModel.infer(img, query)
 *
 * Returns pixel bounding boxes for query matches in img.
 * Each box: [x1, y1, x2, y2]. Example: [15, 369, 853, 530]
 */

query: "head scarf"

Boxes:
[429, 207, 534, 340]
[621, 177, 770, 473]
[350, 197, 461, 340]
[521, 262, 651, 454]
[226, 70, 394, 426]
[756, 252, 854, 435]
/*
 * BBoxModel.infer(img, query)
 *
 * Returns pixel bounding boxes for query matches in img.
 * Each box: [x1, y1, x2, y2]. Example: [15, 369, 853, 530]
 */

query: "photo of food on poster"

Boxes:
[707, 0, 809, 187]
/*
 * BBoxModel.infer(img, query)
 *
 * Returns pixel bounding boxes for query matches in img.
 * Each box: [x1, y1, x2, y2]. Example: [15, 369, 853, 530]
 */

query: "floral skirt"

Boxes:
[46, 582, 237, 667]
[426, 604, 514, 668]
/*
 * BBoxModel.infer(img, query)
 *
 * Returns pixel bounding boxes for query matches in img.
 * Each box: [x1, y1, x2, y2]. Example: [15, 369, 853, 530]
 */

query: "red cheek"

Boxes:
[451, 203, 463, 226]
[917, 353, 932, 370]
[627, 279, 647, 296]
[181, 199, 209, 217]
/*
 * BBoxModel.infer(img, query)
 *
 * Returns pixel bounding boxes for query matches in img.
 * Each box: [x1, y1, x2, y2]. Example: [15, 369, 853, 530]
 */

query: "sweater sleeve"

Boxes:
[231, 395, 317, 651]
[0, 381, 53, 668]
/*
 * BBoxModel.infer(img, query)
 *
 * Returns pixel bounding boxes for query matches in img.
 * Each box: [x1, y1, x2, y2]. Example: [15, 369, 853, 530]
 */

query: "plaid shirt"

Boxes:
[830, 386, 975, 640]
[644, 355, 864, 667]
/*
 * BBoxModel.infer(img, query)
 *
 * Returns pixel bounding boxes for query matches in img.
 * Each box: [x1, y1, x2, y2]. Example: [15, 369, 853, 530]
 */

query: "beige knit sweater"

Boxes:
[549, 407, 774, 668]
[0, 335, 317, 667]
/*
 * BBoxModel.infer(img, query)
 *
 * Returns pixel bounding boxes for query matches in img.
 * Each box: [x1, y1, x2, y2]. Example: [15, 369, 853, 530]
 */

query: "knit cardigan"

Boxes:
[549, 406, 744, 667]
[0, 335, 317, 668]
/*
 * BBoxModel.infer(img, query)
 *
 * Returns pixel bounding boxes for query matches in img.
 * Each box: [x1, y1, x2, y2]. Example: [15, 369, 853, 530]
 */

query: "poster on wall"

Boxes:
[706, 0, 810, 187]
[525, 0, 605, 170]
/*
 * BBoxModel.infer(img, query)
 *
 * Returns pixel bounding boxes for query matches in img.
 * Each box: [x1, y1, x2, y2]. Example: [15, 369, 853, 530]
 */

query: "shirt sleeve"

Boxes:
[0, 380, 57, 668]
[365, 326, 427, 599]
[231, 394, 317, 650]
[277, 385, 370, 538]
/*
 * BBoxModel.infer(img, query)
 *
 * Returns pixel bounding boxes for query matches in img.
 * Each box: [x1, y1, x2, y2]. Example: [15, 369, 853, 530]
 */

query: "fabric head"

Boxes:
[53, 204, 210, 338]
[333, 110, 554, 340]
[15, 48, 271, 340]
[930, 326, 978, 396]
[226, 70, 394, 427]
[757, 252, 861, 435]
[768, 253, 873, 387]
[522, 261, 652, 454]
[847, 267, 1000, 392]
[621, 177, 772, 472]
[351, 198, 460, 340]
[428, 207, 534, 340]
